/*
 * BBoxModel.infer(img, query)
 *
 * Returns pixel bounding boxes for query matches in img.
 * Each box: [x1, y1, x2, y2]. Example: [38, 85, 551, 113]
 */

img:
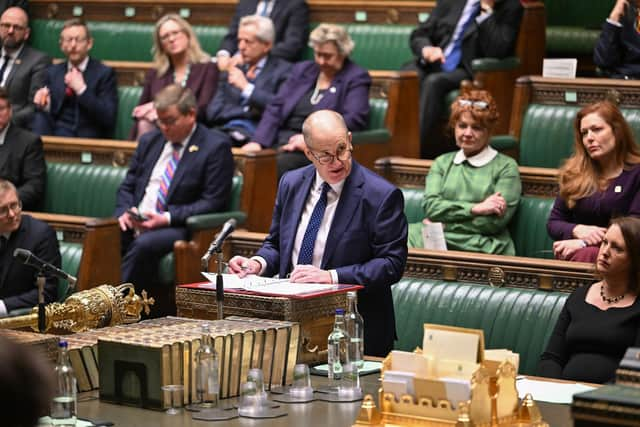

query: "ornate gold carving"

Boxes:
[151, 5, 164, 21]
[0, 284, 153, 332]
[385, 8, 400, 24]
[488, 267, 505, 287]
[47, 3, 59, 19]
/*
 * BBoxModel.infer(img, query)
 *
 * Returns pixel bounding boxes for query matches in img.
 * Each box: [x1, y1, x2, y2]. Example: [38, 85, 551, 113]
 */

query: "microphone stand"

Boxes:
[36, 272, 45, 333]
[201, 248, 224, 320]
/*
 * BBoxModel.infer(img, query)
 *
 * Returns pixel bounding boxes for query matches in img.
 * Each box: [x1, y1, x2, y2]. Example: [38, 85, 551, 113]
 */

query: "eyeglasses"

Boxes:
[0, 200, 21, 218]
[60, 36, 89, 45]
[458, 99, 489, 110]
[156, 115, 181, 127]
[308, 144, 353, 165]
[0, 23, 26, 32]
[159, 29, 184, 42]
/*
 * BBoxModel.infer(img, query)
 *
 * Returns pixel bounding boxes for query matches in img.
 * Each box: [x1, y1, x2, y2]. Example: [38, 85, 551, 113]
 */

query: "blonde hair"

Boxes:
[152, 14, 210, 76]
[308, 23, 354, 57]
[559, 101, 640, 208]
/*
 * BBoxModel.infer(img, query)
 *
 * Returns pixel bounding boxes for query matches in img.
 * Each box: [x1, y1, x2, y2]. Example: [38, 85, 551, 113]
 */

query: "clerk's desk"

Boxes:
[77, 374, 575, 427]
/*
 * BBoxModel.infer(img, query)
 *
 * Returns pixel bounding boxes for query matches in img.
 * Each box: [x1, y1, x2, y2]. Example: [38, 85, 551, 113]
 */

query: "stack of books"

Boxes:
[0, 328, 59, 364]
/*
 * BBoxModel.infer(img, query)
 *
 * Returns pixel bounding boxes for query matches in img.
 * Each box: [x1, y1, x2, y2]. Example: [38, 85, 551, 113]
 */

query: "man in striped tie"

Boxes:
[228, 110, 408, 356]
[116, 84, 234, 316]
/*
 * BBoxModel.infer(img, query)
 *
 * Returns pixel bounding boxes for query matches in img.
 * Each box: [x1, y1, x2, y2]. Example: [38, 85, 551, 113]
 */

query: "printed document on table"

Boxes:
[516, 377, 596, 404]
[201, 272, 336, 296]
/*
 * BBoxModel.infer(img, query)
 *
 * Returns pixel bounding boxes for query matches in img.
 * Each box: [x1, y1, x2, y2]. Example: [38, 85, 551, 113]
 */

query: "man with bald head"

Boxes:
[0, 6, 50, 129]
[229, 110, 408, 356]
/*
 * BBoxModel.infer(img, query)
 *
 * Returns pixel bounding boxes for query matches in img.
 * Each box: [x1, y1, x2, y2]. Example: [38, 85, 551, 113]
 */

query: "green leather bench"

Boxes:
[392, 278, 568, 375]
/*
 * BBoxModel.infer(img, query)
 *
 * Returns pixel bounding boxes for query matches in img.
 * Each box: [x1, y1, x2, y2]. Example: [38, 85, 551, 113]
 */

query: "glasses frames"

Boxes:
[308, 145, 353, 165]
[0, 200, 22, 218]
[458, 99, 489, 110]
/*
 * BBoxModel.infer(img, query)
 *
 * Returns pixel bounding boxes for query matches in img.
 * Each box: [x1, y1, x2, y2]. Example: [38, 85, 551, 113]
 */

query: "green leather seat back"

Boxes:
[519, 105, 640, 168]
[369, 98, 387, 130]
[509, 196, 555, 259]
[401, 188, 424, 224]
[30, 20, 227, 62]
[157, 174, 244, 288]
[116, 86, 142, 140]
[302, 23, 414, 70]
[59, 241, 83, 300]
[44, 163, 127, 217]
[392, 278, 568, 375]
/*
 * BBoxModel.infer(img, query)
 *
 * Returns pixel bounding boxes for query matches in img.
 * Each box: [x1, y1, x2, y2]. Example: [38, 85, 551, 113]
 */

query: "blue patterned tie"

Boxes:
[442, 2, 481, 72]
[156, 143, 182, 212]
[297, 182, 331, 265]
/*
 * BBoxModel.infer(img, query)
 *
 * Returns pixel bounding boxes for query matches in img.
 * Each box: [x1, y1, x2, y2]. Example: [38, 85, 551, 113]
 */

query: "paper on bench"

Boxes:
[516, 378, 595, 404]
[422, 222, 447, 250]
[201, 273, 336, 296]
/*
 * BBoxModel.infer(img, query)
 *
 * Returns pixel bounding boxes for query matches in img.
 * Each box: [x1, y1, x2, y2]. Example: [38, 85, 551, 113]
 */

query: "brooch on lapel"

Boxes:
[14, 59, 21, 65]
[189, 145, 199, 153]
[329, 86, 336, 93]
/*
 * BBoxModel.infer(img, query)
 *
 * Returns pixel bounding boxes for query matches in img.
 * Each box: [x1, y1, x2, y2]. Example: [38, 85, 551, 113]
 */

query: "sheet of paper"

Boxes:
[516, 378, 596, 404]
[422, 222, 447, 250]
[542, 58, 577, 78]
[423, 327, 480, 363]
[200, 273, 337, 296]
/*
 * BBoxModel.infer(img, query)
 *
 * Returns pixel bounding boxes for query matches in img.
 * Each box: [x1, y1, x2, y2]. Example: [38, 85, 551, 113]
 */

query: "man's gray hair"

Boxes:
[239, 15, 275, 44]
[302, 110, 348, 148]
[154, 84, 197, 114]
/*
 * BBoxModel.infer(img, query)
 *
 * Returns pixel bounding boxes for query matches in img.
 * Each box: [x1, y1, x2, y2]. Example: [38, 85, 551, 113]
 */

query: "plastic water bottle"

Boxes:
[327, 308, 350, 381]
[195, 323, 219, 408]
[51, 340, 77, 426]
[345, 291, 365, 369]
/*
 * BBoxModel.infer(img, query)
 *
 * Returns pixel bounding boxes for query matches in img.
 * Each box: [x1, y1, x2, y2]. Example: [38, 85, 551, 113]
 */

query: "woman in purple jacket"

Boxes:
[130, 14, 218, 139]
[548, 101, 640, 262]
[240, 23, 371, 178]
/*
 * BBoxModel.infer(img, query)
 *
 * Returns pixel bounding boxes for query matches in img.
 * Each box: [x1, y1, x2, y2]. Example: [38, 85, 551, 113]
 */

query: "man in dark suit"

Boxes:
[0, 87, 44, 210]
[31, 18, 117, 138]
[410, 0, 523, 159]
[217, 0, 309, 66]
[0, 7, 50, 129]
[206, 15, 291, 145]
[229, 110, 408, 356]
[0, 179, 59, 317]
[116, 84, 234, 316]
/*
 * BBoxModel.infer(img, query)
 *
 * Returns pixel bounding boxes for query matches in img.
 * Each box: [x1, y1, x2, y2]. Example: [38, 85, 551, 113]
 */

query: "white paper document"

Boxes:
[200, 273, 336, 296]
[542, 58, 578, 78]
[516, 378, 596, 404]
[422, 222, 447, 250]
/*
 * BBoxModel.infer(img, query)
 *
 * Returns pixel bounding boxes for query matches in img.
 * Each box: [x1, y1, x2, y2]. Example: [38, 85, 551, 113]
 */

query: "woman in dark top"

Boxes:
[547, 101, 640, 262]
[240, 23, 371, 178]
[130, 14, 218, 139]
[539, 216, 640, 384]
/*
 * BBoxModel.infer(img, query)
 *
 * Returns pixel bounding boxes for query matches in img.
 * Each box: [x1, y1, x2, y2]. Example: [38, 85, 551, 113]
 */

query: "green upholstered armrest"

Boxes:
[7, 307, 33, 317]
[185, 211, 247, 231]
[490, 135, 517, 150]
[471, 57, 520, 72]
[352, 129, 392, 145]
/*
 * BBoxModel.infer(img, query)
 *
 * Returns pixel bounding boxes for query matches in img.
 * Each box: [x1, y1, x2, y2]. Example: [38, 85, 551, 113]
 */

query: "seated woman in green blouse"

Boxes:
[408, 90, 521, 255]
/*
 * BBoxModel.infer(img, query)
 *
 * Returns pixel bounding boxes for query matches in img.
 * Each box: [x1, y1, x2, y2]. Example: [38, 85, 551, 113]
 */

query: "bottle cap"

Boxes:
[335, 308, 345, 315]
[347, 291, 357, 298]
[58, 340, 68, 349]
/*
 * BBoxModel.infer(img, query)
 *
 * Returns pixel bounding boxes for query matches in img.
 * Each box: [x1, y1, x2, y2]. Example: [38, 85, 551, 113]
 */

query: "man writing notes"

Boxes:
[410, 0, 522, 159]
[116, 85, 234, 316]
[228, 110, 408, 356]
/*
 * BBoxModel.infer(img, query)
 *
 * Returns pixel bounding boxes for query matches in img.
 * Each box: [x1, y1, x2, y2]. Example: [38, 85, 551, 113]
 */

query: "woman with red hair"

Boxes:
[548, 100, 640, 262]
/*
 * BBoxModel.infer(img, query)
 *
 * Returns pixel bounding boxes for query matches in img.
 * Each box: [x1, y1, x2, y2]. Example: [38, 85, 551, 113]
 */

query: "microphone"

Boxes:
[13, 248, 78, 289]
[202, 218, 237, 265]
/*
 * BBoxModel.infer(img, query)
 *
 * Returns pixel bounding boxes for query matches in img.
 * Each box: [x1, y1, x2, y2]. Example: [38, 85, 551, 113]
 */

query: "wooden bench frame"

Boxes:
[219, 230, 594, 294]
[27, 212, 121, 292]
[509, 76, 640, 151]
[32, 0, 436, 25]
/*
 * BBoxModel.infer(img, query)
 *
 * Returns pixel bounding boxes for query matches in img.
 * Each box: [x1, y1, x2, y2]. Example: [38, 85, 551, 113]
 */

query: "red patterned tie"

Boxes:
[156, 143, 182, 212]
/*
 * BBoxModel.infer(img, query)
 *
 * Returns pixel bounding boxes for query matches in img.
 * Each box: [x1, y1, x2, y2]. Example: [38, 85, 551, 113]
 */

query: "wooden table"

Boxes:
[77, 375, 573, 427]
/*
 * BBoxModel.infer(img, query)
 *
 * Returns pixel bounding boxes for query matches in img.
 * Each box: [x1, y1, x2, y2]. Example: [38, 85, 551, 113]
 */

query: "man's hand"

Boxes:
[289, 265, 332, 284]
[33, 87, 50, 109]
[241, 141, 262, 152]
[65, 67, 86, 94]
[553, 239, 586, 260]
[227, 66, 250, 91]
[471, 192, 507, 216]
[280, 134, 306, 152]
[572, 224, 607, 246]
[610, 0, 628, 23]
[421, 46, 445, 64]
[228, 256, 261, 278]
[137, 211, 170, 231]
[481, 0, 496, 12]
[117, 209, 135, 232]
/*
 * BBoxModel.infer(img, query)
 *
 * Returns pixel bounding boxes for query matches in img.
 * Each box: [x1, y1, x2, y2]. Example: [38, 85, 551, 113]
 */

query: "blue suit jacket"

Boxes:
[220, 0, 309, 61]
[205, 55, 291, 127]
[39, 58, 118, 138]
[256, 161, 408, 355]
[253, 59, 371, 148]
[115, 124, 234, 225]
[0, 214, 60, 312]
